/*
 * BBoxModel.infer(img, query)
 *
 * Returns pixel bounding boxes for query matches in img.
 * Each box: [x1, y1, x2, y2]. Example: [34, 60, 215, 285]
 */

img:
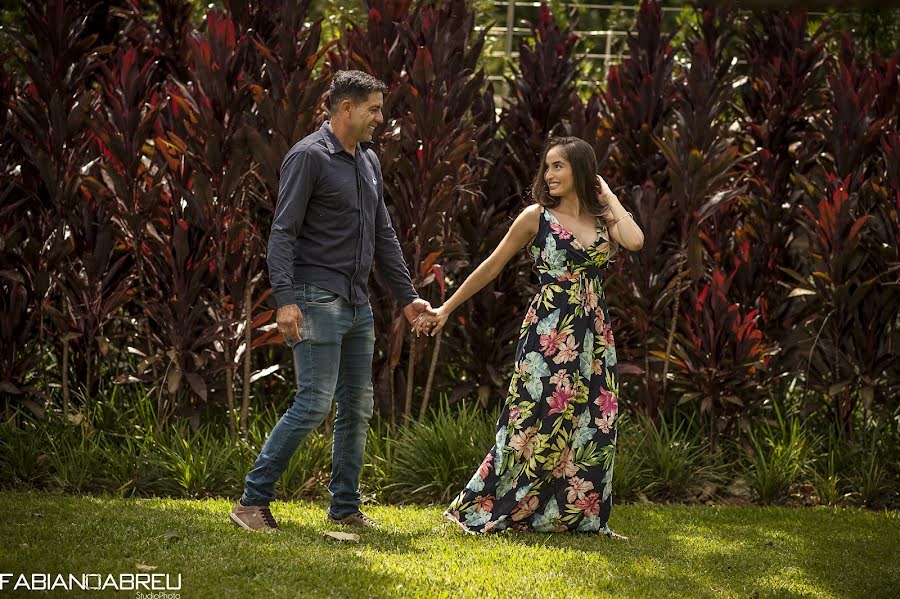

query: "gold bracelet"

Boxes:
[612, 211, 633, 226]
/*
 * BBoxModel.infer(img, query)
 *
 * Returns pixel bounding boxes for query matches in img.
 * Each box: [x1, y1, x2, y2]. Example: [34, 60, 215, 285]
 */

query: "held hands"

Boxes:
[412, 305, 449, 337]
[403, 299, 438, 332]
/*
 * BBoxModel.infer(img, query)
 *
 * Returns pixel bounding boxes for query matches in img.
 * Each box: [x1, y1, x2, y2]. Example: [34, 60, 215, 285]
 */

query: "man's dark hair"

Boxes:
[329, 70, 388, 111]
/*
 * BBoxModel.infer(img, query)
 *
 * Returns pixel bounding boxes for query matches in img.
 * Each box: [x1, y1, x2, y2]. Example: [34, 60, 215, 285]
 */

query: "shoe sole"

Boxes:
[328, 518, 378, 528]
[230, 512, 254, 530]
[230, 512, 277, 532]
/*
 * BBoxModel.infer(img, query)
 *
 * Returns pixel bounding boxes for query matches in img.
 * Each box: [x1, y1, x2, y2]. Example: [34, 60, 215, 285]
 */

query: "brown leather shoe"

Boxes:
[328, 511, 379, 528]
[230, 501, 279, 532]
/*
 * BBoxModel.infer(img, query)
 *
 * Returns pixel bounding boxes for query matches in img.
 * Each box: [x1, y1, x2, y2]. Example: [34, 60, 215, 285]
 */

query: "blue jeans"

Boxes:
[241, 281, 376, 518]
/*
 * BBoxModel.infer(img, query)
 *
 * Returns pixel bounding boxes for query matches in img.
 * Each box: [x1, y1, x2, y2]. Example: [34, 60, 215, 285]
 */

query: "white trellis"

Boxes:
[484, 1, 827, 92]
[485, 1, 686, 87]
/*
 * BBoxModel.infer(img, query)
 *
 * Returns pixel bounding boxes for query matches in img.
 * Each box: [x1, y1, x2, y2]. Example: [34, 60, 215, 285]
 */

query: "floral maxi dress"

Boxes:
[445, 205, 620, 534]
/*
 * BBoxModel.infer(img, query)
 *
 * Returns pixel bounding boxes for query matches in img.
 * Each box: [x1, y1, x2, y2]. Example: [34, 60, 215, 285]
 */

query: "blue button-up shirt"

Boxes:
[267, 121, 418, 308]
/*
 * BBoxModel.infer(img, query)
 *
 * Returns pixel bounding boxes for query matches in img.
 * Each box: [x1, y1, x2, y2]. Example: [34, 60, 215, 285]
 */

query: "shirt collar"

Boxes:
[321, 121, 373, 154]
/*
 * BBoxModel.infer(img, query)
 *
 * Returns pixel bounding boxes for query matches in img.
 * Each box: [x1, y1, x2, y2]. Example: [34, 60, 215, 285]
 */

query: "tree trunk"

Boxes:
[662, 267, 686, 398]
[418, 329, 443, 422]
[215, 244, 237, 442]
[84, 345, 93, 418]
[133, 224, 157, 382]
[240, 279, 254, 437]
[61, 339, 70, 416]
[224, 366, 237, 441]
[403, 331, 417, 422]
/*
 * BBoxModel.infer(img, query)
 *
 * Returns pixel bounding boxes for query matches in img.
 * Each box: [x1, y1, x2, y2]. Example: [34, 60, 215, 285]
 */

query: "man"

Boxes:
[230, 71, 435, 531]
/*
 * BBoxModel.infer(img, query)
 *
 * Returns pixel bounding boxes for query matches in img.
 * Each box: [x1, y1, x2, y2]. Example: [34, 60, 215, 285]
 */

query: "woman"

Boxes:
[415, 137, 644, 537]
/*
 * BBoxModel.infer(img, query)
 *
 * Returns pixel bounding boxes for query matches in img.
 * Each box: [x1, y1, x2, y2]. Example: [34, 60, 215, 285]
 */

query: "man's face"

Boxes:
[346, 92, 384, 143]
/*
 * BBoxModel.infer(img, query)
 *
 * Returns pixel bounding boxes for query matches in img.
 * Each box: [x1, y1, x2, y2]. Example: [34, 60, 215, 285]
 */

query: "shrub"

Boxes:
[741, 405, 813, 504]
[385, 399, 496, 504]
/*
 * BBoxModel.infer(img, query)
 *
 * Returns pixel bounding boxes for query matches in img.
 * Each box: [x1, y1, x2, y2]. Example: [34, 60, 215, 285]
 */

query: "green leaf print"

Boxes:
[599, 443, 616, 470]
[538, 284, 562, 311]
[557, 312, 576, 336]
[515, 483, 533, 501]
[572, 414, 596, 449]
[566, 286, 586, 316]
[467, 471, 485, 493]
[605, 344, 617, 368]
[604, 369, 619, 397]
[532, 497, 561, 532]
[497, 462, 525, 498]
[536, 309, 561, 336]
[523, 351, 551, 400]
[580, 329, 594, 380]
[602, 462, 614, 501]
[577, 514, 603, 532]
[543, 234, 568, 276]
[574, 441, 603, 469]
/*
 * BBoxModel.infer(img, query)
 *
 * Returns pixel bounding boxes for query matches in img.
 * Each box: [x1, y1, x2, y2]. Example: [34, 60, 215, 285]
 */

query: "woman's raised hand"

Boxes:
[595, 174, 612, 200]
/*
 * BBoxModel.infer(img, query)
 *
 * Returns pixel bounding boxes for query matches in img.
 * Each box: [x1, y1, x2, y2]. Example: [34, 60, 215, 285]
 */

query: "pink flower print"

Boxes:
[524, 305, 539, 325]
[549, 221, 572, 239]
[592, 358, 604, 376]
[603, 322, 615, 348]
[511, 495, 539, 521]
[539, 328, 566, 357]
[509, 426, 539, 459]
[595, 412, 616, 434]
[475, 495, 495, 513]
[552, 335, 579, 364]
[549, 370, 571, 387]
[584, 286, 598, 311]
[508, 406, 522, 424]
[552, 446, 578, 479]
[574, 492, 601, 516]
[556, 269, 574, 283]
[477, 453, 494, 479]
[566, 476, 595, 503]
[571, 287, 584, 306]
[548, 385, 574, 416]
[594, 310, 606, 335]
[594, 388, 618, 417]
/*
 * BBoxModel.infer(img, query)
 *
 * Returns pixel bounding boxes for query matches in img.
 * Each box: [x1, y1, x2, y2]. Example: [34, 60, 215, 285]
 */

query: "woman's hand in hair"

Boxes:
[595, 174, 614, 202]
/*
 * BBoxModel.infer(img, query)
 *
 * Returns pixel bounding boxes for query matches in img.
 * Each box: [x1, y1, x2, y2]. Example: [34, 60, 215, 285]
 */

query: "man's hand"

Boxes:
[402, 299, 436, 334]
[277, 304, 303, 342]
[414, 306, 449, 337]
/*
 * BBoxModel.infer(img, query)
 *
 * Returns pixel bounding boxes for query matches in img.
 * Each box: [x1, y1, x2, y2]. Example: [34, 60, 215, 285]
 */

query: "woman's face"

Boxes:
[543, 146, 574, 198]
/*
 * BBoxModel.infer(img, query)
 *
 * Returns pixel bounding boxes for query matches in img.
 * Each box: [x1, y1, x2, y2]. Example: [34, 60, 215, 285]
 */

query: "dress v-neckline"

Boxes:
[545, 207, 602, 249]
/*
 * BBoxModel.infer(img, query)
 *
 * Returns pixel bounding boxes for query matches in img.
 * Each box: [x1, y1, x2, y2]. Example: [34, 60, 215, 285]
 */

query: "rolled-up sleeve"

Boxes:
[267, 150, 316, 307]
[372, 162, 418, 307]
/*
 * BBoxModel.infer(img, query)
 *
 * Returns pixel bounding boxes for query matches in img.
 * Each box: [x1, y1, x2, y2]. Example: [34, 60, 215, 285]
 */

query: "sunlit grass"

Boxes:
[1, 491, 897, 598]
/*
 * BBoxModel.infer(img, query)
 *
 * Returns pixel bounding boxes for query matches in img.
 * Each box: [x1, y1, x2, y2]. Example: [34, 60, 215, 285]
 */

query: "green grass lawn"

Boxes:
[1, 491, 897, 598]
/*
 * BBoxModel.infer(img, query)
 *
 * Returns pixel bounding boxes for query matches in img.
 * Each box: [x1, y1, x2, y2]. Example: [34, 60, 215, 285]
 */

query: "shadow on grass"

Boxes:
[0, 491, 409, 597]
[1, 491, 897, 597]
[483, 504, 898, 597]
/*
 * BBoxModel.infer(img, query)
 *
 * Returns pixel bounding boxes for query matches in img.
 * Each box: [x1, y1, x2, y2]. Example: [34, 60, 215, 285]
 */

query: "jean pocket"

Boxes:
[304, 283, 342, 306]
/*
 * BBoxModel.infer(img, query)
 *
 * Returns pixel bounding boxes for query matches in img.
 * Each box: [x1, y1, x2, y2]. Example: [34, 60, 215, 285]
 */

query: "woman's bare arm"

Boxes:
[597, 175, 644, 251]
[441, 204, 541, 315]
